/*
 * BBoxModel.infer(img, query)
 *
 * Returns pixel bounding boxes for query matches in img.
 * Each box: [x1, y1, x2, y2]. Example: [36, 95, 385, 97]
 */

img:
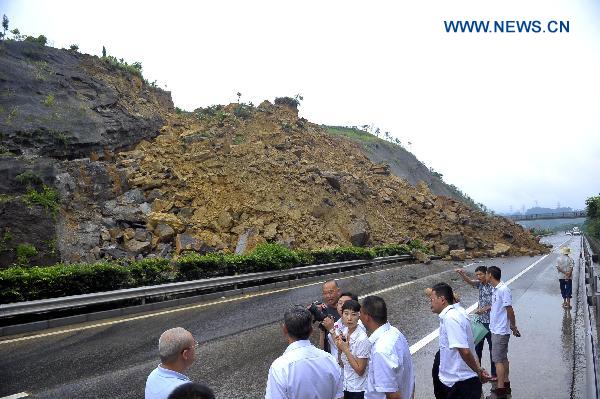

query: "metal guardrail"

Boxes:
[0, 254, 412, 319]
[581, 234, 600, 399]
[505, 210, 587, 221]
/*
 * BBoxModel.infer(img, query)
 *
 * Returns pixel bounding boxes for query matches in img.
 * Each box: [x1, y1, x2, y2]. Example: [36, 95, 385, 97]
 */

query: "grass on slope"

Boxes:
[323, 125, 382, 144]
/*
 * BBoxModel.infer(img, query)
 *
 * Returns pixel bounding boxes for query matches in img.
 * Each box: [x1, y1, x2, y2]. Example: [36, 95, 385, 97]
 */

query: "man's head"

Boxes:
[158, 327, 197, 372]
[283, 305, 313, 342]
[360, 295, 387, 332]
[167, 383, 215, 399]
[341, 299, 361, 329]
[429, 282, 455, 314]
[486, 266, 501, 286]
[336, 291, 358, 315]
[474, 266, 488, 284]
[322, 280, 341, 308]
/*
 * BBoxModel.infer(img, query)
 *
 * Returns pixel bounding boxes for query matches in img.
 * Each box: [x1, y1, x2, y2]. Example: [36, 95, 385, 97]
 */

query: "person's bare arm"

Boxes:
[457, 348, 490, 382]
[506, 305, 521, 337]
[454, 269, 477, 287]
[335, 336, 368, 375]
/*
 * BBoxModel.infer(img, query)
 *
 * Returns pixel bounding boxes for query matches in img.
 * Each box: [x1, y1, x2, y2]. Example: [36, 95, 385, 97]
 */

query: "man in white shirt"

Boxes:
[145, 327, 198, 399]
[486, 266, 521, 399]
[429, 283, 489, 399]
[360, 295, 414, 399]
[265, 305, 343, 399]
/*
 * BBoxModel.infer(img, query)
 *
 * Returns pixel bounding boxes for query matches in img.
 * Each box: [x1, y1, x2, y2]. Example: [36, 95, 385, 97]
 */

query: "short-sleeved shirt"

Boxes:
[438, 305, 478, 387]
[490, 282, 513, 335]
[474, 282, 493, 323]
[327, 319, 365, 362]
[339, 325, 371, 392]
[145, 365, 190, 399]
[265, 339, 343, 399]
[365, 323, 415, 399]
[557, 255, 573, 280]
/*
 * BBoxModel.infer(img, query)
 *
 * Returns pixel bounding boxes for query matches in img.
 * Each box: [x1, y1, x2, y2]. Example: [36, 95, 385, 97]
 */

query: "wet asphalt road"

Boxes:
[0, 234, 579, 398]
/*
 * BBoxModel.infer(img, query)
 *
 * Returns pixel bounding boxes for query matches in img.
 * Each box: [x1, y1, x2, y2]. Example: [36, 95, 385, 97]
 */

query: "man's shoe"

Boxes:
[486, 388, 508, 399]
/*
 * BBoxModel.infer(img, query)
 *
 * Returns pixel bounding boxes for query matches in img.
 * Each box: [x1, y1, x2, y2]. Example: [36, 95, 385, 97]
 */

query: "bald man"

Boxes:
[145, 327, 198, 399]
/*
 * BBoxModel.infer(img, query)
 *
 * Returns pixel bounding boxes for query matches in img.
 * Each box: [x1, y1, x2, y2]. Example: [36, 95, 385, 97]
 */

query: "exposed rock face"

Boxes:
[0, 42, 549, 267]
[0, 41, 172, 159]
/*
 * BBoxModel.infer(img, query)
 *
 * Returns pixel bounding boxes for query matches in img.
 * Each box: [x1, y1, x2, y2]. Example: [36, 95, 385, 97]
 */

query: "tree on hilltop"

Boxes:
[1, 14, 8, 40]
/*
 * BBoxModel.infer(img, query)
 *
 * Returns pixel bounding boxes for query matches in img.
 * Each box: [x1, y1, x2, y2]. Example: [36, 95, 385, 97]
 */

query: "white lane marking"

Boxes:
[409, 253, 551, 355]
[0, 393, 29, 399]
[0, 259, 432, 344]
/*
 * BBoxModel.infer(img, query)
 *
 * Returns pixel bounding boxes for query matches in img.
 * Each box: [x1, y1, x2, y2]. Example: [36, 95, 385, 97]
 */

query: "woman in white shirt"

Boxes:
[334, 299, 371, 399]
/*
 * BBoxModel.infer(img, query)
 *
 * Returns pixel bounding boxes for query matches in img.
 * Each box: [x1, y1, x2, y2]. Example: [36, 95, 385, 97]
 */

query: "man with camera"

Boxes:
[308, 280, 342, 353]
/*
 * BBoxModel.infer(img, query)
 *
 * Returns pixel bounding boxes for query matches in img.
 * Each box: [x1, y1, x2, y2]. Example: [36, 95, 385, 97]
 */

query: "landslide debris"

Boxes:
[115, 101, 547, 260]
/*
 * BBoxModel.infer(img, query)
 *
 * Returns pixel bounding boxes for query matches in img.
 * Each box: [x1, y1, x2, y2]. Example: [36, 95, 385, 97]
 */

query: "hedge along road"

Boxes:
[0, 238, 563, 399]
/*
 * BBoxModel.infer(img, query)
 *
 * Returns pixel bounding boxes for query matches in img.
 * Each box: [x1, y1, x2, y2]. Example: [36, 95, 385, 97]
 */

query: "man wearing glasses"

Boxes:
[145, 327, 199, 399]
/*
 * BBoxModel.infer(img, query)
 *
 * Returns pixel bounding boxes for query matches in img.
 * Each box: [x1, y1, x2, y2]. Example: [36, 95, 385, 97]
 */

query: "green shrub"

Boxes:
[69, 44, 79, 51]
[408, 239, 430, 254]
[23, 34, 47, 45]
[233, 104, 252, 119]
[310, 247, 375, 264]
[101, 55, 143, 78]
[23, 185, 59, 216]
[0, 259, 173, 303]
[15, 170, 42, 186]
[244, 243, 300, 272]
[373, 243, 412, 257]
[16, 243, 37, 265]
[274, 96, 299, 108]
[176, 252, 231, 280]
[43, 94, 54, 107]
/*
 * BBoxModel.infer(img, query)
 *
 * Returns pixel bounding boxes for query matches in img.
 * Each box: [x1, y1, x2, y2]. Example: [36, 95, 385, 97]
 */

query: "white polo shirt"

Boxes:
[365, 323, 415, 399]
[490, 281, 512, 335]
[265, 339, 343, 399]
[144, 365, 190, 399]
[438, 305, 478, 387]
[339, 325, 371, 392]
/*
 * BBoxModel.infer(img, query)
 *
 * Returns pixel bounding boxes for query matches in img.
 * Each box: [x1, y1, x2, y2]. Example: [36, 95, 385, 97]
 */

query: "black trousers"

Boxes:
[442, 377, 483, 399]
[432, 351, 446, 399]
[433, 351, 482, 399]
[343, 391, 364, 399]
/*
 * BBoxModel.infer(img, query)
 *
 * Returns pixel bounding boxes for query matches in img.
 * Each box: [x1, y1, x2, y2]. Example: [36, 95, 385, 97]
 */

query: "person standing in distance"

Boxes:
[556, 246, 574, 308]
[486, 266, 521, 399]
[455, 265, 496, 379]
[265, 305, 343, 399]
[360, 295, 414, 399]
[145, 327, 198, 399]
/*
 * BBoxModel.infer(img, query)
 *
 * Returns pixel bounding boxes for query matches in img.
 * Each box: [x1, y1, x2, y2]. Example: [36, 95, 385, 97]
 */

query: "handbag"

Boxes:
[470, 315, 489, 345]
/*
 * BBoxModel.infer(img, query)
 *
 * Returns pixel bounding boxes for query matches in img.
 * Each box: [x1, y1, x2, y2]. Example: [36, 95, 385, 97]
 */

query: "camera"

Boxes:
[308, 301, 328, 322]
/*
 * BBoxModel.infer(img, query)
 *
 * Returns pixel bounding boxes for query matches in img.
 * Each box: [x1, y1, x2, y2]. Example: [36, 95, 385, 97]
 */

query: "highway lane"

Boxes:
[0, 236, 571, 399]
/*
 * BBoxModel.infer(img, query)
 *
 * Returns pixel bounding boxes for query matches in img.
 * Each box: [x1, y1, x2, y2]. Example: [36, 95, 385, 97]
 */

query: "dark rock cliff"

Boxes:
[0, 41, 173, 266]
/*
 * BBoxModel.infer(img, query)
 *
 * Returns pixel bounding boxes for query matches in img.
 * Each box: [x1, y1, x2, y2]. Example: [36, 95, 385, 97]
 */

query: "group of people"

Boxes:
[431, 265, 520, 399]
[145, 259, 552, 399]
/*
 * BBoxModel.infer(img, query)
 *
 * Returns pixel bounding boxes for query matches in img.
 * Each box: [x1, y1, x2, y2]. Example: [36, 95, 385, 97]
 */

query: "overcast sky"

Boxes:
[3, 0, 599, 213]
